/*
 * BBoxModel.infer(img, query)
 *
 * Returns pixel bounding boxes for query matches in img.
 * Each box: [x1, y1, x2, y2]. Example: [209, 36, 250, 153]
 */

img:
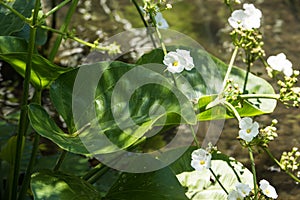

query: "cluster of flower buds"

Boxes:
[277, 70, 300, 107]
[224, 79, 243, 108]
[258, 119, 278, 147]
[280, 147, 300, 172]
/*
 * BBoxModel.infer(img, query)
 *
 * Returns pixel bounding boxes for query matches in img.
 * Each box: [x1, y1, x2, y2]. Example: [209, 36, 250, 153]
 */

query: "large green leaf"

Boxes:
[137, 49, 276, 121]
[0, 0, 34, 35]
[31, 170, 102, 200]
[28, 104, 90, 155]
[0, 36, 71, 89]
[49, 61, 196, 154]
[105, 167, 188, 200]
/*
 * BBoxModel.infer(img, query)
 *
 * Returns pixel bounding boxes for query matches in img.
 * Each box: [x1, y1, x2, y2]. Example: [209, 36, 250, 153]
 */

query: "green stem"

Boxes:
[0, 1, 29, 23]
[263, 147, 300, 183]
[48, 0, 79, 61]
[248, 146, 258, 200]
[222, 46, 239, 91]
[209, 168, 228, 195]
[17, 90, 42, 200]
[43, 0, 72, 19]
[81, 163, 103, 181]
[131, 0, 157, 48]
[87, 166, 110, 184]
[53, 150, 67, 171]
[40, 25, 115, 52]
[243, 58, 251, 94]
[190, 124, 199, 147]
[223, 101, 241, 122]
[10, 0, 40, 199]
[240, 94, 280, 100]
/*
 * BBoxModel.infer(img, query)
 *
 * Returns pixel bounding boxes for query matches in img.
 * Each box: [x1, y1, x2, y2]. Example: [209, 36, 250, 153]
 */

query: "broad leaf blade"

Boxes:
[28, 104, 90, 156]
[0, 53, 71, 89]
[31, 170, 102, 200]
[105, 167, 188, 200]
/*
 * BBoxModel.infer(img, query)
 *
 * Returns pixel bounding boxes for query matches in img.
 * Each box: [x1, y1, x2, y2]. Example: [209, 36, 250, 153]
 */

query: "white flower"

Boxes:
[238, 117, 259, 142]
[267, 53, 293, 77]
[236, 183, 251, 197]
[163, 51, 186, 73]
[259, 179, 278, 199]
[227, 190, 244, 200]
[191, 148, 212, 171]
[176, 49, 195, 70]
[155, 12, 169, 29]
[228, 3, 262, 30]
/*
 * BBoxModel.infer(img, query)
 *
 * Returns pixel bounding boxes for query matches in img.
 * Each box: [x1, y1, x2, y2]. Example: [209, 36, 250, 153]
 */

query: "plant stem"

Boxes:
[48, 0, 79, 61]
[81, 163, 103, 180]
[190, 124, 199, 147]
[53, 150, 67, 171]
[40, 25, 116, 52]
[243, 58, 251, 94]
[209, 168, 228, 195]
[240, 94, 280, 100]
[43, 0, 72, 19]
[248, 146, 258, 200]
[223, 101, 241, 122]
[0, 1, 29, 23]
[17, 91, 42, 200]
[221, 46, 239, 91]
[263, 147, 300, 183]
[10, 0, 40, 199]
[87, 166, 110, 184]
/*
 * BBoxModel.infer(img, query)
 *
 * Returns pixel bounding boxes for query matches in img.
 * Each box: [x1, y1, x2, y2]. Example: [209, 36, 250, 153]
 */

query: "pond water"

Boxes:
[1, 0, 299, 199]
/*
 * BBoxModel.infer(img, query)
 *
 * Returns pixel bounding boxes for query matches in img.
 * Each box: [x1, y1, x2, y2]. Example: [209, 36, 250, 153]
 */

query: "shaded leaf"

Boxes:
[105, 167, 188, 200]
[31, 170, 102, 200]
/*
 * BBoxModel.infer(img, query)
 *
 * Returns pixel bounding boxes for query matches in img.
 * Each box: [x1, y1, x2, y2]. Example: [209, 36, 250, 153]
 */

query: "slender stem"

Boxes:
[190, 124, 199, 147]
[248, 146, 258, 200]
[223, 101, 241, 122]
[87, 166, 110, 184]
[48, 0, 79, 61]
[222, 46, 239, 91]
[0, 1, 29, 23]
[53, 150, 67, 171]
[240, 94, 280, 100]
[209, 168, 228, 194]
[10, 1, 40, 199]
[81, 163, 102, 180]
[263, 147, 300, 183]
[40, 25, 115, 52]
[17, 90, 42, 200]
[243, 58, 251, 94]
[43, 0, 72, 19]
[17, 134, 40, 200]
[131, 0, 157, 48]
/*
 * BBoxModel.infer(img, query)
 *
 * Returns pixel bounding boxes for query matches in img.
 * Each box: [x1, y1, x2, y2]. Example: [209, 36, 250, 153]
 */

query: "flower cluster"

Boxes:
[280, 147, 300, 172]
[277, 71, 300, 107]
[163, 49, 195, 73]
[228, 3, 262, 30]
[227, 183, 251, 200]
[259, 179, 278, 199]
[141, 0, 171, 29]
[238, 117, 259, 143]
[190, 148, 212, 171]
[224, 79, 242, 108]
[258, 119, 278, 147]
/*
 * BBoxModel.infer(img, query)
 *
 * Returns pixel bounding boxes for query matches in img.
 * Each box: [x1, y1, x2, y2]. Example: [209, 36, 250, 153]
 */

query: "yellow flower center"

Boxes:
[265, 189, 270, 195]
[173, 61, 179, 67]
[199, 160, 205, 165]
[246, 129, 251, 134]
